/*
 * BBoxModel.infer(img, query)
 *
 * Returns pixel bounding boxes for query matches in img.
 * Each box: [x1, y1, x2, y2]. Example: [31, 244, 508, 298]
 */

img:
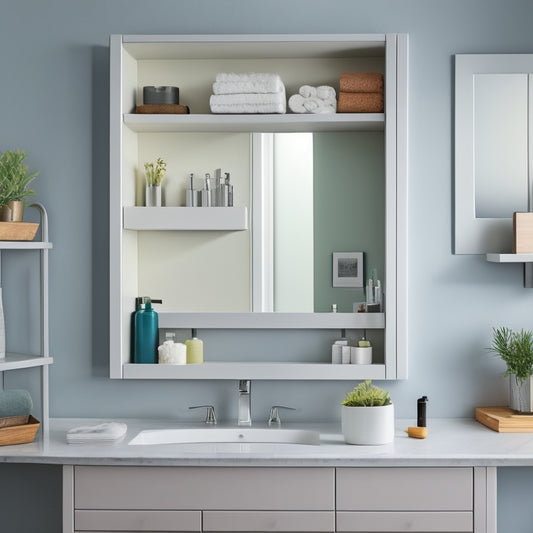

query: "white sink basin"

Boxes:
[128, 427, 320, 446]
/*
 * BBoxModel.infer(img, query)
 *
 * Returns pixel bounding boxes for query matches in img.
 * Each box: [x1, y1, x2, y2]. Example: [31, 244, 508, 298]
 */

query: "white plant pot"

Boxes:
[341, 403, 394, 445]
[509, 375, 533, 413]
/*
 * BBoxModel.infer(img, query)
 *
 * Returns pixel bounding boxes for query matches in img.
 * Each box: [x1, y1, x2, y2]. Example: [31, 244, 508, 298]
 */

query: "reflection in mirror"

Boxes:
[474, 73, 528, 218]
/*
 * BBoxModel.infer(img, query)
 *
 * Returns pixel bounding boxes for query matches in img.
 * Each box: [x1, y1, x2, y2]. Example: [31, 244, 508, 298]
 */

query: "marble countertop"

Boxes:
[1, 417, 533, 467]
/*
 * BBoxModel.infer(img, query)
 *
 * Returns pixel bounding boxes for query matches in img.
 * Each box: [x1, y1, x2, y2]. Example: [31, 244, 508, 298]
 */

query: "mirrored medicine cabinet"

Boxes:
[109, 33, 408, 380]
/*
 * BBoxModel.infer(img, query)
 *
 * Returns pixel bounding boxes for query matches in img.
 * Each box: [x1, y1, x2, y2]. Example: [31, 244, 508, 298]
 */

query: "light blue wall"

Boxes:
[1, 0, 533, 531]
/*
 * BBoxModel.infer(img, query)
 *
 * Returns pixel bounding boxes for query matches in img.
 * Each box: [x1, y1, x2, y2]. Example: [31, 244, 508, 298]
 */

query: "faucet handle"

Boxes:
[189, 405, 217, 425]
[268, 405, 295, 426]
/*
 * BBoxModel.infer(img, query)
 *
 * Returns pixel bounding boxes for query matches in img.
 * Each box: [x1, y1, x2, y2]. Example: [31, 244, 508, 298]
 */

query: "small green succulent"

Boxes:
[342, 380, 392, 407]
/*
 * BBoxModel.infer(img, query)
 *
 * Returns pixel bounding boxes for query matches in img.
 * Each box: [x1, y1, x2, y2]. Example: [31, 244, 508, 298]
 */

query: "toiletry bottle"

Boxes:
[417, 396, 428, 427]
[133, 297, 159, 364]
[186, 329, 204, 364]
[201, 173, 212, 207]
[224, 172, 233, 207]
[214, 168, 222, 206]
[186, 173, 197, 207]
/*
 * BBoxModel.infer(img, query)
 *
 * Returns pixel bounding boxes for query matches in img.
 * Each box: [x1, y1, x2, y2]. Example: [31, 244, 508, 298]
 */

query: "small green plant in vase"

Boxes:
[488, 327, 533, 412]
[341, 381, 394, 445]
[144, 157, 167, 207]
[0, 149, 39, 221]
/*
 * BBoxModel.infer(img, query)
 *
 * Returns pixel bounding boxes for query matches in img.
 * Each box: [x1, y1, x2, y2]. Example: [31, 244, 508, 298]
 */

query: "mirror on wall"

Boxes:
[455, 54, 533, 254]
[138, 131, 385, 313]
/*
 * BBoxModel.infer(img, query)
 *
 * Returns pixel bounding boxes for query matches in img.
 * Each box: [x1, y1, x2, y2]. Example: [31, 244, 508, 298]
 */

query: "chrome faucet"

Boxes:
[238, 380, 252, 426]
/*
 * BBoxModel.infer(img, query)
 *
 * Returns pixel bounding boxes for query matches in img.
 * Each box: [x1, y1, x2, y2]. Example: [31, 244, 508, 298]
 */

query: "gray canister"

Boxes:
[143, 86, 179, 105]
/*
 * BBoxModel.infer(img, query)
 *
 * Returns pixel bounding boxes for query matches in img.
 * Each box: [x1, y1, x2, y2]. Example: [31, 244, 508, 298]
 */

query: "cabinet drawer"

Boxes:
[336, 468, 473, 511]
[74, 466, 334, 511]
[203, 511, 335, 532]
[74, 510, 201, 531]
[336, 511, 473, 532]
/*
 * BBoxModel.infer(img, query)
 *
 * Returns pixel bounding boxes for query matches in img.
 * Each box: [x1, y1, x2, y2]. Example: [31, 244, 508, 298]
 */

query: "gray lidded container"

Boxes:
[143, 86, 179, 105]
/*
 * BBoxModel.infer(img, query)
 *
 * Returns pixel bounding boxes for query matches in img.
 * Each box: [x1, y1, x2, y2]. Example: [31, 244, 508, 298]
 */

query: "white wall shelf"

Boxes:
[0, 353, 53, 371]
[486, 253, 533, 263]
[123, 206, 248, 231]
[159, 312, 385, 330]
[123, 362, 386, 380]
[124, 113, 384, 134]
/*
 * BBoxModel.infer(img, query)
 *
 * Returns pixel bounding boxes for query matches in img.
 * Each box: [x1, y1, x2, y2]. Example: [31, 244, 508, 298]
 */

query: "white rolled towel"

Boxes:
[158, 341, 187, 364]
[288, 93, 336, 114]
[299, 85, 317, 98]
[316, 85, 336, 101]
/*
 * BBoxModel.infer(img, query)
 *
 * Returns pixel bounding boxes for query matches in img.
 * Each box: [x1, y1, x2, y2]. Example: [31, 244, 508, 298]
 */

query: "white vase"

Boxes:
[341, 403, 395, 445]
[350, 346, 372, 364]
[0, 287, 5, 359]
[509, 375, 533, 413]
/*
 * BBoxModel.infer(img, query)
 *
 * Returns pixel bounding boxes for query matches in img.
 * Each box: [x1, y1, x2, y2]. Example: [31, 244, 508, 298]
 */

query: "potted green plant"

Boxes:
[341, 380, 394, 445]
[488, 327, 533, 412]
[0, 149, 38, 222]
[144, 157, 167, 207]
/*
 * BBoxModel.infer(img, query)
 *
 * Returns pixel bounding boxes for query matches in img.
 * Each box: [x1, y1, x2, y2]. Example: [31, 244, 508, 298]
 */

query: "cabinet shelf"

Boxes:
[123, 206, 248, 231]
[486, 253, 533, 263]
[123, 113, 385, 134]
[0, 353, 53, 371]
[123, 361, 385, 380]
[0, 241, 52, 250]
[159, 312, 385, 329]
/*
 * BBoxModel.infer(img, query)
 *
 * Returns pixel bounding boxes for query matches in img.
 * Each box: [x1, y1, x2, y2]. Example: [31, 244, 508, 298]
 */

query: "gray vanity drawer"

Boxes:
[74, 466, 335, 511]
[74, 510, 201, 531]
[336, 511, 473, 532]
[203, 511, 335, 532]
[336, 468, 473, 511]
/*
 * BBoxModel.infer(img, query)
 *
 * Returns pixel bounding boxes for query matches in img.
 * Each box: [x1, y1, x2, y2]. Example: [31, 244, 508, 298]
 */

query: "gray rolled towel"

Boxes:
[0, 389, 33, 418]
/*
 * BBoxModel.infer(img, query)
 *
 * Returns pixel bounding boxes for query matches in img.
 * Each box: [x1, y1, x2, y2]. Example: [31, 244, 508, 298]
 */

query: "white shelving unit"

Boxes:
[109, 33, 408, 381]
[0, 203, 53, 434]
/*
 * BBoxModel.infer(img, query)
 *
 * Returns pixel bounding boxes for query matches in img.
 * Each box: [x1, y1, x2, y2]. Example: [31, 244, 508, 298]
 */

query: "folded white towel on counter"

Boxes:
[213, 73, 285, 95]
[210, 88, 286, 114]
[66, 422, 127, 444]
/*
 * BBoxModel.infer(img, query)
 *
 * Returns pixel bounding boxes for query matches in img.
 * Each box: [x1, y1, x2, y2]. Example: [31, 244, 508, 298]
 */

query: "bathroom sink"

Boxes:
[128, 427, 320, 446]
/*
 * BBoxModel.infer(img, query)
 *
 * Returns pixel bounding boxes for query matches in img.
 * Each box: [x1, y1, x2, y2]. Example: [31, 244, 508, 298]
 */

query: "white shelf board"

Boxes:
[123, 362, 386, 380]
[123, 207, 248, 231]
[0, 241, 52, 250]
[159, 312, 385, 330]
[123, 113, 384, 134]
[0, 353, 53, 371]
[486, 253, 533, 263]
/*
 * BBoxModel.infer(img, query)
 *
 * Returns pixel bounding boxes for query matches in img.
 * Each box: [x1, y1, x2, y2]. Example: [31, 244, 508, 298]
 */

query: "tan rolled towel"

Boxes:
[339, 72, 384, 93]
[135, 104, 190, 114]
[337, 92, 384, 113]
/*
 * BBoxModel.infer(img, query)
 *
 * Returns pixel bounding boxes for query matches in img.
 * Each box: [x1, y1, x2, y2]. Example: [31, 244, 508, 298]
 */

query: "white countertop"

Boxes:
[1, 417, 532, 467]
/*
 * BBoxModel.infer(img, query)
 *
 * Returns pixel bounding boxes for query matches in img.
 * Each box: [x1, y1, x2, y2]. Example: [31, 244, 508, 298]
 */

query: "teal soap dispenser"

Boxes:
[133, 297, 159, 364]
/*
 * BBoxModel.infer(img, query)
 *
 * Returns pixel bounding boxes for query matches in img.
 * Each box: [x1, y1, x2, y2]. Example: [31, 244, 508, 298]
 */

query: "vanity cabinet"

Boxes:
[63, 466, 491, 533]
[109, 34, 408, 380]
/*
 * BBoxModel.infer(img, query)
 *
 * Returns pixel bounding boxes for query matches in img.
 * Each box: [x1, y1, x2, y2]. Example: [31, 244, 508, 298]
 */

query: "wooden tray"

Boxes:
[476, 406, 533, 432]
[0, 414, 29, 428]
[0, 415, 39, 445]
[0, 222, 39, 241]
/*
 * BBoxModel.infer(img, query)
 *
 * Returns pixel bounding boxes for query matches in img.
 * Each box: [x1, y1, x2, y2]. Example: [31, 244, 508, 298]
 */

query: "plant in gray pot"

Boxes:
[0, 149, 38, 222]
[489, 327, 533, 413]
[341, 380, 394, 445]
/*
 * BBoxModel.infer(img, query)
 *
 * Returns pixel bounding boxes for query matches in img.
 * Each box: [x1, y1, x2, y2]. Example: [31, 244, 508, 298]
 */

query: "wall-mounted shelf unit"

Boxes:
[109, 33, 408, 381]
[486, 253, 533, 287]
[0, 203, 53, 434]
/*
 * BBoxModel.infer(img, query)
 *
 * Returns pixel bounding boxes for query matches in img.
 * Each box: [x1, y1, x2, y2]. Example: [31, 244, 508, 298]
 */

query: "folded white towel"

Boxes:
[66, 422, 127, 444]
[213, 76, 284, 95]
[210, 88, 286, 114]
[215, 72, 282, 84]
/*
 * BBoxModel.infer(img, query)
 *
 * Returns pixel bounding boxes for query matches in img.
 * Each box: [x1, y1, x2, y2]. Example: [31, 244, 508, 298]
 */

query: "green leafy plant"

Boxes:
[0, 149, 38, 206]
[144, 157, 167, 186]
[342, 380, 392, 407]
[488, 327, 533, 382]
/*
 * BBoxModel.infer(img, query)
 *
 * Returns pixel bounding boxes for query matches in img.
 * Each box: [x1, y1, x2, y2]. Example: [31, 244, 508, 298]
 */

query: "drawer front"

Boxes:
[75, 466, 334, 511]
[203, 511, 335, 532]
[336, 511, 473, 532]
[336, 468, 473, 511]
[74, 510, 201, 531]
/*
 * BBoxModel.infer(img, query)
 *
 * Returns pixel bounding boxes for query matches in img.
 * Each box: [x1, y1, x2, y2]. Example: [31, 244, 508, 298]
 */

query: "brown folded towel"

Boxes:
[135, 104, 190, 114]
[337, 92, 384, 113]
[340, 72, 384, 94]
